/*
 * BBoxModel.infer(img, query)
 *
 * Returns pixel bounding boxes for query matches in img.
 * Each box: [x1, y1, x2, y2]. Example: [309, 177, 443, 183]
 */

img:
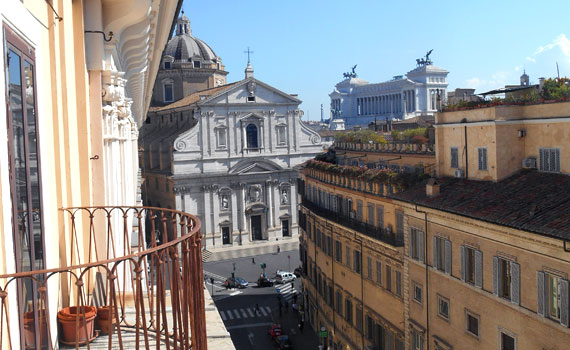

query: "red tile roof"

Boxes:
[394, 170, 570, 240]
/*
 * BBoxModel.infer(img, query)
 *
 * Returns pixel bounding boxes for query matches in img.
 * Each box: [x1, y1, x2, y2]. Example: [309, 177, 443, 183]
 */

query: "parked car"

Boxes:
[256, 277, 274, 287]
[224, 277, 248, 289]
[275, 271, 296, 284]
[293, 266, 303, 278]
[274, 334, 293, 349]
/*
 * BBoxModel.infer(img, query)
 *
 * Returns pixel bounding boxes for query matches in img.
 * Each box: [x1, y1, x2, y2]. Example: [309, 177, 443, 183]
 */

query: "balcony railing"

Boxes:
[335, 141, 435, 154]
[300, 198, 403, 247]
[0, 206, 206, 350]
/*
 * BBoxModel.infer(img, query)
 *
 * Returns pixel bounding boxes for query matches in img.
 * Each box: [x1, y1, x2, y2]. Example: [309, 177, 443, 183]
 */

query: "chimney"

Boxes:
[426, 178, 440, 197]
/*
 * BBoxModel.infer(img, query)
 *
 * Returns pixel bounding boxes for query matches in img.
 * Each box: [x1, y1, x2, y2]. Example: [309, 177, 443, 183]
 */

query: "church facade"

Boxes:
[141, 62, 322, 249]
[330, 56, 449, 127]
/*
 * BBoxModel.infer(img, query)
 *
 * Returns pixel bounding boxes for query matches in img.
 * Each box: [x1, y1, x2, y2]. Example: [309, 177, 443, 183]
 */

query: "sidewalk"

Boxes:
[206, 236, 299, 262]
[269, 298, 321, 349]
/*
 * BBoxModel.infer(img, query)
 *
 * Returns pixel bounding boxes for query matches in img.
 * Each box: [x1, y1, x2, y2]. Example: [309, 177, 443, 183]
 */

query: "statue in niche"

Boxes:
[221, 194, 229, 210]
[249, 185, 262, 202]
[281, 189, 288, 204]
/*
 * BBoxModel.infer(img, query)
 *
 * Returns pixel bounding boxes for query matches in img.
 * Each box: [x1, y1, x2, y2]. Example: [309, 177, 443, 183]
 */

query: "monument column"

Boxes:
[266, 180, 273, 229]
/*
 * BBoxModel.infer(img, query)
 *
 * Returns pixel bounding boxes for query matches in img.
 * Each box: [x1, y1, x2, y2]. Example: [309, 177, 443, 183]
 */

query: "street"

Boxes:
[204, 249, 320, 350]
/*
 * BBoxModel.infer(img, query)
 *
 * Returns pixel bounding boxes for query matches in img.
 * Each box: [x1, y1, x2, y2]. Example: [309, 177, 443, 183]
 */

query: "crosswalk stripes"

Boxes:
[275, 283, 297, 303]
[219, 306, 272, 321]
[204, 271, 227, 282]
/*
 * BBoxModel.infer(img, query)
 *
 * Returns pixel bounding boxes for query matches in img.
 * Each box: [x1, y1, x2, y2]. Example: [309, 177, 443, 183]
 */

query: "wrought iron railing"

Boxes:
[300, 198, 403, 247]
[0, 206, 206, 350]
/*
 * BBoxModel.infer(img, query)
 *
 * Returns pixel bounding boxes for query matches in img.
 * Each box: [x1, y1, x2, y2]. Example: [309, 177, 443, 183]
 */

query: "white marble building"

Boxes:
[140, 64, 322, 249]
[330, 58, 448, 127]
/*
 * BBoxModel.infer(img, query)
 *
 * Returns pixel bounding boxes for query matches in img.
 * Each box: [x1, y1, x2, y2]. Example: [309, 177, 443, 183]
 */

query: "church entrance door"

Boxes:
[251, 215, 262, 241]
[222, 226, 231, 245]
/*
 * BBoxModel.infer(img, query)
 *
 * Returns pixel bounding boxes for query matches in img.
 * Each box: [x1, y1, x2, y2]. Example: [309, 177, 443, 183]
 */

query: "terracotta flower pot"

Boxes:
[23, 310, 48, 349]
[57, 306, 97, 345]
[96, 306, 116, 335]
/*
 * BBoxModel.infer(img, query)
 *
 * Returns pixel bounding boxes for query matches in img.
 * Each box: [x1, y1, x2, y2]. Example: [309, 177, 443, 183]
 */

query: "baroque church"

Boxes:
[140, 14, 323, 249]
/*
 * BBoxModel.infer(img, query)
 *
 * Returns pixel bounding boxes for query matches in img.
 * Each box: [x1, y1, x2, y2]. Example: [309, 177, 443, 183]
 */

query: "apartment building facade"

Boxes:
[299, 101, 570, 350]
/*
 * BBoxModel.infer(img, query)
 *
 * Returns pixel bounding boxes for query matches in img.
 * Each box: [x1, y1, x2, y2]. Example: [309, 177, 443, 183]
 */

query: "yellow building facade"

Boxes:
[300, 102, 570, 350]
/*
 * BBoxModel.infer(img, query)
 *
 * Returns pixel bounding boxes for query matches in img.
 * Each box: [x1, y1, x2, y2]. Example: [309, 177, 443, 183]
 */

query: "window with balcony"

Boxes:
[461, 246, 483, 288]
[433, 236, 451, 274]
[493, 257, 520, 304]
[537, 271, 569, 326]
[376, 205, 384, 228]
[410, 228, 425, 262]
[367, 204, 374, 225]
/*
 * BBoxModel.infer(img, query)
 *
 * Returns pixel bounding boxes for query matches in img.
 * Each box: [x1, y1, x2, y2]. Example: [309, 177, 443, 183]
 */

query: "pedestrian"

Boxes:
[291, 282, 294, 289]
[255, 303, 260, 316]
[293, 291, 298, 304]
[298, 319, 304, 333]
[277, 245, 280, 253]
[252, 257, 255, 264]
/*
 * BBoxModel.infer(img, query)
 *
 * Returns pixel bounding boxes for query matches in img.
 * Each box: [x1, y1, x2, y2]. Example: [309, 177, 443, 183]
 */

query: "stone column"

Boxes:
[290, 180, 298, 235]
[212, 185, 220, 246]
[230, 187, 239, 235]
[202, 185, 212, 247]
[273, 181, 280, 233]
[240, 183, 248, 242]
[266, 180, 273, 228]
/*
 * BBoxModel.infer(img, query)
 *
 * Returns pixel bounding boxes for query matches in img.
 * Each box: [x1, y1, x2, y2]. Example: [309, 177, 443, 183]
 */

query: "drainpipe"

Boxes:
[358, 236, 364, 350]
[415, 204, 430, 350]
[464, 125, 469, 178]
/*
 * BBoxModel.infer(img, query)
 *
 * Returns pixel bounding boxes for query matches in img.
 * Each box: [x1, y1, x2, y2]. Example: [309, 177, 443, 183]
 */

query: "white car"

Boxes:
[275, 271, 296, 284]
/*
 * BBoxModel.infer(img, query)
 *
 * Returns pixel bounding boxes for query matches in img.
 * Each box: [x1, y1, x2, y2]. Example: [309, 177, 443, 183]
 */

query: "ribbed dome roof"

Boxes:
[164, 12, 219, 63]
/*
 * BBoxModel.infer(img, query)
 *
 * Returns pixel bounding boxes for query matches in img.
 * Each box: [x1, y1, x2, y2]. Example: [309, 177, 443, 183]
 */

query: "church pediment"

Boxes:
[200, 78, 301, 105]
[229, 158, 282, 174]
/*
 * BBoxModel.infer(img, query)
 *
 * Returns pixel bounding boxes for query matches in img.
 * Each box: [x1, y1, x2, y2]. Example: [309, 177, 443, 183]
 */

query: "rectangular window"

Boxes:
[376, 261, 382, 286]
[409, 228, 424, 262]
[539, 148, 561, 172]
[462, 246, 482, 288]
[354, 250, 362, 274]
[216, 128, 227, 149]
[345, 299, 353, 324]
[376, 205, 384, 228]
[367, 204, 374, 225]
[494, 257, 520, 304]
[451, 147, 459, 169]
[164, 83, 174, 102]
[433, 236, 451, 274]
[328, 285, 334, 307]
[335, 240, 342, 262]
[164, 61, 171, 69]
[412, 329, 424, 350]
[367, 256, 373, 279]
[247, 96, 256, 102]
[478, 147, 488, 170]
[413, 281, 422, 303]
[336, 291, 343, 315]
[386, 265, 392, 292]
[316, 230, 321, 249]
[546, 273, 561, 321]
[356, 200, 363, 221]
[501, 331, 516, 350]
[345, 246, 351, 268]
[356, 306, 363, 332]
[438, 295, 449, 319]
[466, 311, 479, 338]
[396, 271, 402, 297]
[193, 60, 201, 68]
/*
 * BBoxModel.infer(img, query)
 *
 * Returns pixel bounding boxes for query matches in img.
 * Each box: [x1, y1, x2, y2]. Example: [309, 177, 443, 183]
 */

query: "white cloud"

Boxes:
[532, 34, 570, 61]
[525, 56, 536, 63]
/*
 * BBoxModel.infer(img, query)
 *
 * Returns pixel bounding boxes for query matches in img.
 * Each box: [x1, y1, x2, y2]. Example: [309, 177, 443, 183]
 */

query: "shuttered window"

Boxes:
[396, 271, 402, 297]
[461, 246, 482, 288]
[335, 240, 342, 262]
[356, 305, 363, 332]
[354, 250, 362, 274]
[493, 257, 520, 305]
[409, 228, 425, 263]
[376, 205, 384, 228]
[478, 147, 488, 171]
[450, 147, 459, 169]
[356, 200, 363, 221]
[345, 246, 351, 268]
[376, 261, 382, 286]
[537, 271, 569, 326]
[367, 204, 374, 225]
[335, 291, 343, 315]
[386, 265, 392, 292]
[539, 148, 561, 172]
[433, 236, 452, 274]
[396, 210, 404, 242]
[367, 256, 373, 280]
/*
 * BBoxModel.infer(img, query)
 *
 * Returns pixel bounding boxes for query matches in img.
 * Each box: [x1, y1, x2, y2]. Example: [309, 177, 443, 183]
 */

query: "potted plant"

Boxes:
[57, 305, 97, 345]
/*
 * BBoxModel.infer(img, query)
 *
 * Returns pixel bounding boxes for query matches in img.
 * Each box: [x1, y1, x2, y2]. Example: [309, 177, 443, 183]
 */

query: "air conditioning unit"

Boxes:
[522, 157, 537, 169]
[454, 169, 465, 178]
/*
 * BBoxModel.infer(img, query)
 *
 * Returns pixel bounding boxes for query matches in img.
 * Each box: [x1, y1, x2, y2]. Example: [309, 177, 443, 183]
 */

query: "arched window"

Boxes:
[246, 124, 258, 148]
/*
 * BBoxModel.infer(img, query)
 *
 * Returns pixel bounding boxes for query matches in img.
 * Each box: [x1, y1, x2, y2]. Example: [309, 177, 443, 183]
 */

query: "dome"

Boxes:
[164, 12, 220, 64]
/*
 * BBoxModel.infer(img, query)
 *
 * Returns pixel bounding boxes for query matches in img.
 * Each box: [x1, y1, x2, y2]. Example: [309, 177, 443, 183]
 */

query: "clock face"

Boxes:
[216, 79, 223, 86]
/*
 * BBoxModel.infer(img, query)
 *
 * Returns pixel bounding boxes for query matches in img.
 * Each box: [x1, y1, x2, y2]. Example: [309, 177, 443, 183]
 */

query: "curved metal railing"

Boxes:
[0, 206, 206, 350]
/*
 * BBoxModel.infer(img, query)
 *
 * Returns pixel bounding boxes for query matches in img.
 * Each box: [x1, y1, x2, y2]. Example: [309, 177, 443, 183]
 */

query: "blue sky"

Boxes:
[181, 0, 570, 120]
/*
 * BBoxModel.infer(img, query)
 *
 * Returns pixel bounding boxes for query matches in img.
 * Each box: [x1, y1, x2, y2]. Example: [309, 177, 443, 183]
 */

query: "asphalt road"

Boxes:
[204, 249, 320, 350]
